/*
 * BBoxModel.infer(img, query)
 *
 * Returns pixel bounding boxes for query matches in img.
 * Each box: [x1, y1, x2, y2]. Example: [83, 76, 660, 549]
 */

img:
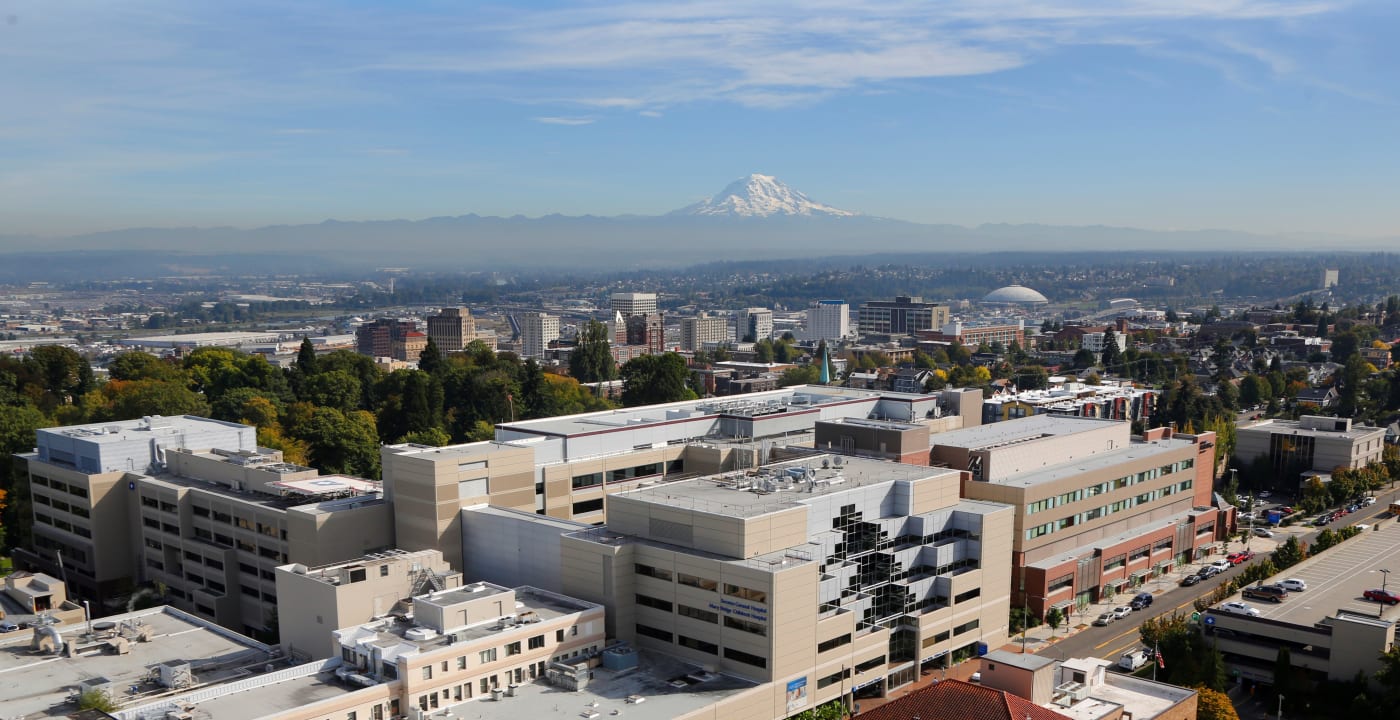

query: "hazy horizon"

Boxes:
[3, 1, 1397, 239]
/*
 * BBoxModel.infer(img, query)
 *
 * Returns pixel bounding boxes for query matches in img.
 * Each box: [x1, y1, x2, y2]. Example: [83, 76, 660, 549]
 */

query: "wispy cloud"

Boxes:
[535, 116, 596, 126]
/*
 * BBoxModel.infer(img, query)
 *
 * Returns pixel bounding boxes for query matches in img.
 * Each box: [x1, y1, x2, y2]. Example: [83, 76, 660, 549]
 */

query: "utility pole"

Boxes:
[1278, 693, 1284, 720]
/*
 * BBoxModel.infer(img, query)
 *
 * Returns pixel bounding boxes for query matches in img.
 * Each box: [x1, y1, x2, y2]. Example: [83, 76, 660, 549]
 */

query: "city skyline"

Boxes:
[2, 1, 1396, 238]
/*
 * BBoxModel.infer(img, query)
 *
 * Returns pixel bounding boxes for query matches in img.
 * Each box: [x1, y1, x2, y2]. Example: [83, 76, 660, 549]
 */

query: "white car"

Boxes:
[1258, 491, 1272, 498]
[1364, 496, 1377, 506]
[1218, 601, 1261, 617]
[1208, 559, 1233, 573]
[1277, 579, 1307, 592]
[1111, 606, 1134, 619]
[1252, 527, 1274, 538]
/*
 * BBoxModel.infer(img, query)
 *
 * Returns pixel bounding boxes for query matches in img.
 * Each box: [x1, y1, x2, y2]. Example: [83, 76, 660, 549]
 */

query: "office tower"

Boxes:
[680, 314, 728, 352]
[356, 318, 418, 358]
[857, 296, 950, 336]
[736, 307, 773, 342]
[625, 312, 665, 353]
[519, 313, 559, 360]
[609, 292, 658, 317]
[427, 307, 477, 352]
[806, 300, 849, 342]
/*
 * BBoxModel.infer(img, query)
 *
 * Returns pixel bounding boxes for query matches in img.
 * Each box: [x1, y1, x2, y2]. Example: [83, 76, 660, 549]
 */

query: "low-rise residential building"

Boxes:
[981, 380, 1157, 426]
[977, 651, 1198, 720]
[931, 417, 1223, 617]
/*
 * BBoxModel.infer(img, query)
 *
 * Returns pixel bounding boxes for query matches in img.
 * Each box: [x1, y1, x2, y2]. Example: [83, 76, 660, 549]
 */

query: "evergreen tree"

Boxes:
[621, 353, 696, 407]
[1100, 329, 1123, 373]
[296, 337, 318, 376]
[569, 320, 616, 383]
[417, 336, 443, 376]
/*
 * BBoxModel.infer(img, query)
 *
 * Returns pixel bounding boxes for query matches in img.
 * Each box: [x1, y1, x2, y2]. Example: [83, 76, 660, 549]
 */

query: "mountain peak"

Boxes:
[671, 174, 858, 218]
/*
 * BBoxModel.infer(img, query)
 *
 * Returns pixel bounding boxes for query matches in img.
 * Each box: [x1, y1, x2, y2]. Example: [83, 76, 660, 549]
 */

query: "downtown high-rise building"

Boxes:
[609, 292, 657, 317]
[680, 314, 729, 352]
[426, 307, 477, 352]
[519, 312, 559, 360]
[806, 300, 849, 342]
[736, 307, 773, 342]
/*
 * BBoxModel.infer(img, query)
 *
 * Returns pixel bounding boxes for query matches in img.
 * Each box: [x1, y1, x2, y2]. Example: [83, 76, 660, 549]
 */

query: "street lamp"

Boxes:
[1377, 569, 1390, 619]
[1278, 693, 1284, 720]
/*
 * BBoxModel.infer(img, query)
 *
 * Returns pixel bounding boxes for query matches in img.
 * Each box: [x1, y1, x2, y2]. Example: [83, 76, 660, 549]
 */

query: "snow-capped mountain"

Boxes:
[670, 173, 858, 218]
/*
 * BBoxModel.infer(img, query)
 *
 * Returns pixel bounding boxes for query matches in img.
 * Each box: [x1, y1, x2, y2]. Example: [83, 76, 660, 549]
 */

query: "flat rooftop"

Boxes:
[1239, 418, 1385, 440]
[931, 415, 1123, 451]
[38, 415, 248, 446]
[345, 586, 600, 654]
[147, 471, 386, 512]
[614, 454, 954, 519]
[987, 436, 1196, 489]
[452, 650, 757, 720]
[0, 606, 274, 719]
[492, 385, 890, 438]
[1220, 520, 1400, 626]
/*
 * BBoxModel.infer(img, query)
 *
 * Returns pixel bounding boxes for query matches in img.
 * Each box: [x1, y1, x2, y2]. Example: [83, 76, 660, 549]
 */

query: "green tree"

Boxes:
[569, 320, 616, 384]
[77, 690, 119, 712]
[620, 353, 697, 407]
[24, 345, 94, 408]
[300, 370, 363, 414]
[107, 351, 181, 382]
[290, 407, 382, 478]
[1271, 535, 1307, 569]
[754, 339, 775, 364]
[93, 379, 211, 421]
[1073, 348, 1096, 369]
[295, 337, 319, 376]
[1099, 330, 1122, 372]
[416, 336, 443, 376]
[0, 403, 49, 550]
[778, 366, 821, 387]
[1045, 606, 1063, 634]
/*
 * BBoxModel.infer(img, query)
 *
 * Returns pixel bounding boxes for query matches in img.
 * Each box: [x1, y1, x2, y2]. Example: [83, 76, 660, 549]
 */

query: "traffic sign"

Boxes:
[1204, 615, 1216, 626]
[1191, 612, 1201, 622]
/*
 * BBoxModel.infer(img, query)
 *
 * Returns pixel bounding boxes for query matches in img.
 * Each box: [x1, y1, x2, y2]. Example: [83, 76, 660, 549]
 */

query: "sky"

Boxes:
[1, 0, 1397, 237]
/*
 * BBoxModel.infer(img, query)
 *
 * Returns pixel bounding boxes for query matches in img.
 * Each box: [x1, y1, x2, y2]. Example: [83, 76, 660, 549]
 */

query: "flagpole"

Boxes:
[1153, 643, 1158, 681]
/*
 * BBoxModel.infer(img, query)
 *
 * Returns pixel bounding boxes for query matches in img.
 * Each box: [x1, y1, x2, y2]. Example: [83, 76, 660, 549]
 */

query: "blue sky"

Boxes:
[2, 0, 1396, 237]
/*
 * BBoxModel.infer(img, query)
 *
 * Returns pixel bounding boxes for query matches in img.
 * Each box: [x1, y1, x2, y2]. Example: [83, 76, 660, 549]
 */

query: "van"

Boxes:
[1118, 648, 1150, 671]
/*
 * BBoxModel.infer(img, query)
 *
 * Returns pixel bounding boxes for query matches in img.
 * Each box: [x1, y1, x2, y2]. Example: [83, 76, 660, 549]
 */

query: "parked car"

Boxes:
[1118, 648, 1151, 671]
[1218, 601, 1261, 617]
[1258, 490, 1272, 498]
[1179, 574, 1202, 587]
[1209, 559, 1233, 573]
[0, 620, 18, 633]
[1347, 504, 1360, 513]
[1277, 578, 1308, 592]
[1093, 612, 1117, 626]
[1130, 592, 1154, 610]
[1279, 506, 1295, 515]
[1226, 552, 1252, 565]
[1364, 496, 1377, 506]
[1111, 606, 1134, 619]
[1241, 584, 1288, 603]
[1364, 589, 1400, 605]
[1252, 528, 1275, 538]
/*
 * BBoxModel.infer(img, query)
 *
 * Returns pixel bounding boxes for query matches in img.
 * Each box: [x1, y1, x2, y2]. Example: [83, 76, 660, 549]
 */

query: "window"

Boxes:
[818, 634, 852, 653]
[1048, 574, 1073, 592]
[571, 472, 603, 489]
[478, 648, 497, 663]
[676, 604, 718, 623]
[193, 506, 210, 517]
[529, 635, 545, 650]
[142, 496, 159, 508]
[677, 573, 717, 591]
[635, 624, 673, 643]
[160, 501, 178, 513]
[818, 668, 852, 689]
[1104, 555, 1126, 571]
[634, 564, 672, 581]
[635, 594, 673, 612]
[458, 477, 488, 499]
[723, 583, 766, 603]
[953, 619, 980, 636]
[572, 498, 604, 515]
[381, 564, 390, 577]
[953, 588, 980, 604]
[678, 635, 718, 655]
[556, 629, 565, 642]
[506, 641, 521, 656]
[854, 654, 888, 675]
[723, 615, 767, 636]
[724, 647, 767, 668]
[457, 656, 467, 669]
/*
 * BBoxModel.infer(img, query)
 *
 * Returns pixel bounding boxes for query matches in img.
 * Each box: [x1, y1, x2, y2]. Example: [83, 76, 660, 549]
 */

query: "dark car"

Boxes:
[1130, 592, 1154, 610]
[1180, 574, 1202, 587]
[1197, 566, 1220, 579]
[1365, 589, 1400, 605]
[1241, 585, 1288, 603]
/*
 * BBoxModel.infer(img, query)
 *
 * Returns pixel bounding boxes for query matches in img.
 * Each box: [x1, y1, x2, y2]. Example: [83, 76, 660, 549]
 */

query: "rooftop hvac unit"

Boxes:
[159, 660, 192, 689]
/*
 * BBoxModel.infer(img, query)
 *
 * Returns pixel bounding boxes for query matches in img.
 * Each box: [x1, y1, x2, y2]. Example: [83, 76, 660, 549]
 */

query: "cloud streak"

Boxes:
[534, 116, 596, 126]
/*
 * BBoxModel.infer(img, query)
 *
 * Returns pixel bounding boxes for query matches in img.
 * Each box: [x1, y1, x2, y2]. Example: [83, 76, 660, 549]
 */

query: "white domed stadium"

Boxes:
[981, 284, 1049, 306]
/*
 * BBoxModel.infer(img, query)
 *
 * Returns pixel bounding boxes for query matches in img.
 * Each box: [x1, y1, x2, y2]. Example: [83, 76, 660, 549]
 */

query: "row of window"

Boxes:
[633, 564, 769, 604]
[570, 462, 665, 490]
[34, 512, 92, 537]
[634, 624, 768, 668]
[1024, 479, 1194, 540]
[1025, 458, 1194, 515]
[31, 475, 89, 499]
[189, 506, 288, 540]
[33, 494, 90, 517]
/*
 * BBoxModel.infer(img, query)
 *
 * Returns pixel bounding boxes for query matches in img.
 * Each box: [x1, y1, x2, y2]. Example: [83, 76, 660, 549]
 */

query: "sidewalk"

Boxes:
[1002, 530, 1296, 654]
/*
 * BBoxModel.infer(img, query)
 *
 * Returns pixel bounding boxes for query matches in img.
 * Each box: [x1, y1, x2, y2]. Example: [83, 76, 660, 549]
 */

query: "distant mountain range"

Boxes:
[0, 175, 1392, 278]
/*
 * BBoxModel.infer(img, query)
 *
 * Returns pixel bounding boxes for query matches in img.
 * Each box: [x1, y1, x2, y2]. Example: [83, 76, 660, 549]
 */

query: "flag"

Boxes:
[1155, 649, 1165, 669]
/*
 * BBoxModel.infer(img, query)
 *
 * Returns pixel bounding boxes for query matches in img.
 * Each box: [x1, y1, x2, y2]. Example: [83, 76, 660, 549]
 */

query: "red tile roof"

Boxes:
[855, 679, 1072, 720]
